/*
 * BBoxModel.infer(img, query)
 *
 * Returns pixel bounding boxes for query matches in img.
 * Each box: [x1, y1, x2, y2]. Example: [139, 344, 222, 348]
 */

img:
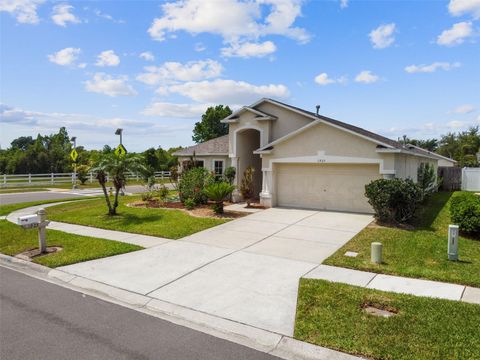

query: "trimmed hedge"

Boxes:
[450, 192, 480, 235]
[365, 178, 422, 223]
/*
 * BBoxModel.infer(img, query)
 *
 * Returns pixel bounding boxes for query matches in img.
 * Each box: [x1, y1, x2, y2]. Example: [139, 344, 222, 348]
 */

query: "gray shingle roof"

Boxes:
[172, 134, 229, 156]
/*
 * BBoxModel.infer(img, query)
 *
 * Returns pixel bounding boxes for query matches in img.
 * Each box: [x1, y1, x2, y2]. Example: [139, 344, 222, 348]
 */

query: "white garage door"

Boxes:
[275, 163, 381, 213]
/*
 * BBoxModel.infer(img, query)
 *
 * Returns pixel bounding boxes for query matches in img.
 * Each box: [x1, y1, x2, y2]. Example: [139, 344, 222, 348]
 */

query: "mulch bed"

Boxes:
[15, 246, 63, 262]
[128, 200, 247, 219]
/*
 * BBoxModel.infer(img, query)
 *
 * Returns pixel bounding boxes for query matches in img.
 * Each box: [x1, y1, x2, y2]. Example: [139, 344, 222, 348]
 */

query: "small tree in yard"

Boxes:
[240, 166, 255, 207]
[224, 166, 236, 185]
[204, 182, 235, 214]
[92, 153, 146, 215]
[417, 163, 437, 201]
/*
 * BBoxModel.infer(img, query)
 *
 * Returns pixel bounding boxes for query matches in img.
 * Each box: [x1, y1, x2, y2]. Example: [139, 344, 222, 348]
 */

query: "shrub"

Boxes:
[156, 185, 169, 203]
[178, 167, 214, 205]
[76, 165, 90, 185]
[184, 198, 195, 210]
[224, 166, 236, 185]
[417, 163, 437, 200]
[141, 191, 154, 202]
[450, 192, 480, 235]
[204, 182, 235, 214]
[365, 178, 422, 223]
[240, 166, 255, 207]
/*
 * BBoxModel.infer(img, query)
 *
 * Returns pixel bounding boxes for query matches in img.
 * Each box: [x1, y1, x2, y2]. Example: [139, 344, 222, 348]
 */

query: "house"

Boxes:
[174, 98, 454, 213]
[405, 144, 457, 167]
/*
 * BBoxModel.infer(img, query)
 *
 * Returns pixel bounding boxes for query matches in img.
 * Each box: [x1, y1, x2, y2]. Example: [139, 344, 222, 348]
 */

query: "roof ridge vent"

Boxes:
[316, 105, 320, 116]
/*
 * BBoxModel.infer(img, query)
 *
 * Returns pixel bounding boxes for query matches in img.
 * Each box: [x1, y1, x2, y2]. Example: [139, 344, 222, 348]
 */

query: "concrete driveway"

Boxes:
[59, 208, 372, 336]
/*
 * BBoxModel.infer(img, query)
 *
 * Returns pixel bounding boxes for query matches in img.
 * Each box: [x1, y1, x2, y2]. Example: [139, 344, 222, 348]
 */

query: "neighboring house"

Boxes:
[174, 98, 455, 213]
[405, 144, 457, 167]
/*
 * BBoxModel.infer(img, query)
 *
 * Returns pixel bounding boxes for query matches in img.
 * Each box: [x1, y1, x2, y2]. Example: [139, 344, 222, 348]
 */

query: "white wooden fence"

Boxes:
[0, 171, 171, 188]
[461, 167, 480, 191]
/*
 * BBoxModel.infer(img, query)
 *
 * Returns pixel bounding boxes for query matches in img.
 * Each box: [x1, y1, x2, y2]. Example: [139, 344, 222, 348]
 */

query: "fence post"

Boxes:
[89, 172, 93, 183]
[28, 173, 31, 184]
[51, 173, 54, 184]
[3, 174, 6, 185]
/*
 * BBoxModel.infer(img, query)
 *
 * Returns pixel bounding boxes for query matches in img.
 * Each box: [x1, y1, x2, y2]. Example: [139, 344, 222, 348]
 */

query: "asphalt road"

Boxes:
[0, 185, 148, 205]
[0, 267, 279, 360]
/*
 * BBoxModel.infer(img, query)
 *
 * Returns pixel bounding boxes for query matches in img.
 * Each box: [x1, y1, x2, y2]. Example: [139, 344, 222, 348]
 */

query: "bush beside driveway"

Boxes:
[324, 191, 480, 287]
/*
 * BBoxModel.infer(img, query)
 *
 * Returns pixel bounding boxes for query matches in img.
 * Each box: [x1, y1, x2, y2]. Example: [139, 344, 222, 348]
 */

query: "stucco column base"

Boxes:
[260, 192, 272, 208]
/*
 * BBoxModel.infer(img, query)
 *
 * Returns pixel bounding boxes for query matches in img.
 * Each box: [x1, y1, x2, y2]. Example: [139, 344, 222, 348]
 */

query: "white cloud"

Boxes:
[314, 73, 347, 86]
[0, 0, 44, 24]
[221, 41, 276, 58]
[404, 61, 461, 73]
[47, 47, 81, 66]
[162, 79, 289, 104]
[448, 0, 480, 19]
[194, 42, 206, 52]
[451, 104, 476, 114]
[95, 50, 120, 67]
[84, 73, 137, 97]
[137, 59, 223, 85]
[354, 70, 379, 84]
[139, 51, 155, 61]
[340, 0, 348, 9]
[51, 3, 80, 27]
[147, 0, 310, 51]
[437, 21, 473, 46]
[93, 9, 125, 23]
[369, 23, 396, 49]
[142, 102, 210, 117]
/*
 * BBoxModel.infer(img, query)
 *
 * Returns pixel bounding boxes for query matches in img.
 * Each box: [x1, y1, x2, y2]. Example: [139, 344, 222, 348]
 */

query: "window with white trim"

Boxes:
[214, 160, 224, 177]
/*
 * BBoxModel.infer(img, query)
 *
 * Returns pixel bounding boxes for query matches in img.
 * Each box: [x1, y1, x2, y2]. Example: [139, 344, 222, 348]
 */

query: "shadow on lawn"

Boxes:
[413, 191, 453, 231]
[101, 213, 163, 225]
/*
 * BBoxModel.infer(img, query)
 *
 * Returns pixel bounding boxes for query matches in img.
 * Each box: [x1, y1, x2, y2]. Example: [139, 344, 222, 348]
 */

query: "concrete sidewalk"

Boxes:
[304, 265, 480, 304]
[7, 204, 169, 248]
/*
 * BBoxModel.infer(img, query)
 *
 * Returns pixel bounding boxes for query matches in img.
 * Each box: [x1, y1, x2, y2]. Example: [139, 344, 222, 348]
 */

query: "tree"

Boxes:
[10, 136, 34, 151]
[92, 153, 147, 215]
[204, 182, 235, 214]
[192, 105, 232, 143]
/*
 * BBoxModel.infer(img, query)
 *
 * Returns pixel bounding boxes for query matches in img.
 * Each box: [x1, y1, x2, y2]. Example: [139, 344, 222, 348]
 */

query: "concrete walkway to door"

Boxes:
[57, 207, 373, 336]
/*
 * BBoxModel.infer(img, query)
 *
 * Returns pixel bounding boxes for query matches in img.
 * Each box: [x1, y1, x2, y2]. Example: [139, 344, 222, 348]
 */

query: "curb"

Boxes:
[0, 254, 361, 360]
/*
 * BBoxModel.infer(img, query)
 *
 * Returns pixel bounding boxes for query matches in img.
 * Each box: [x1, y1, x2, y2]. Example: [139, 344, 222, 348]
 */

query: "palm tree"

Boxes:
[92, 153, 147, 215]
[204, 182, 235, 214]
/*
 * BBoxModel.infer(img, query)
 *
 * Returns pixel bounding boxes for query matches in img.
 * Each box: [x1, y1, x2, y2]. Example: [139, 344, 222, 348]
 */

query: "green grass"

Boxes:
[0, 198, 91, 216]
[295, 279, 480, 360]
[324, 191, 480, 287]
[47, 196, 228, 239]
[0, 220, 142, 268]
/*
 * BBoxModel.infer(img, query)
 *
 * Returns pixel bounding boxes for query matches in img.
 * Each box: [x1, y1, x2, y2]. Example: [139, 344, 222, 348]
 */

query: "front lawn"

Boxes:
[0, 197, 90, 216]
[324, 191, 480, 287]
[47, 196, 229, 239]
[0, 220, 142, 268]
[295, 279, 480, 360]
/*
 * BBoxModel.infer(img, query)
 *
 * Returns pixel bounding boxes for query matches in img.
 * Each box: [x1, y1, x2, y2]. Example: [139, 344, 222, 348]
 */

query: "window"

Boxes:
[214, 160, 224, 177]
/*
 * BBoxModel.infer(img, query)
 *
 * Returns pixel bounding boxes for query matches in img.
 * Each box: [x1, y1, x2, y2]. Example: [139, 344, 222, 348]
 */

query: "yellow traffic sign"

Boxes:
[70, 148, 78, 162]
[115, 144, 127, 157]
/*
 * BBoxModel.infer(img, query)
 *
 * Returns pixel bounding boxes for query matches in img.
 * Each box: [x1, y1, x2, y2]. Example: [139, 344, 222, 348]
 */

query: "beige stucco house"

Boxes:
[174, 98, 453, 213]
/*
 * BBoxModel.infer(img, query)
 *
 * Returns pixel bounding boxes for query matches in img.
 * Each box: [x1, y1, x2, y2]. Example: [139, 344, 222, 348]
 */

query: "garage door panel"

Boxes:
[275, 163, 380, 213]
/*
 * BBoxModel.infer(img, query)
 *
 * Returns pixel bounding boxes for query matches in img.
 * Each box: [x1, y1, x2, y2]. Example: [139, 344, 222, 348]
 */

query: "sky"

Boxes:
[0, 0, 479, 152]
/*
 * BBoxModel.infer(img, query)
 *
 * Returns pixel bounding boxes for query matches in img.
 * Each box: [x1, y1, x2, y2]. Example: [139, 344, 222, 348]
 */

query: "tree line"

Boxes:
[0, 127, 181, 175]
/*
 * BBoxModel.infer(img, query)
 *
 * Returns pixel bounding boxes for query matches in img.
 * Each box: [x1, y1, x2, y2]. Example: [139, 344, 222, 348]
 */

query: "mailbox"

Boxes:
[17, 214, 40, 228]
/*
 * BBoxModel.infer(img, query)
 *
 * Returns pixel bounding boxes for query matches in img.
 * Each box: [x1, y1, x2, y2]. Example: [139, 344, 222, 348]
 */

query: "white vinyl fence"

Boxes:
[461, 167, 480, 191]
[0, 171, 171, 188]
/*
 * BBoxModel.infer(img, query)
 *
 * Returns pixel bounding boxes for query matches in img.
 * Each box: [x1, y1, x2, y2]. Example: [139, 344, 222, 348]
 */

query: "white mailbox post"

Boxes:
[448, 225, 459, 261]
[17, 208, 50, 254]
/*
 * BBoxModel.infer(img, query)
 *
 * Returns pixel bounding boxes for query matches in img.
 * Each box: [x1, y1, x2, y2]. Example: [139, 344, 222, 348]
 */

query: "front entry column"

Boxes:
[260, 170, 273, 208]
[230, 156, 242, 202]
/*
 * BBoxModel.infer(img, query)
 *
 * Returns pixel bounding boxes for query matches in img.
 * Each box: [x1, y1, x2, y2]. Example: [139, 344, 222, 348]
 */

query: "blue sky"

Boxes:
[1, 0, 479, 152]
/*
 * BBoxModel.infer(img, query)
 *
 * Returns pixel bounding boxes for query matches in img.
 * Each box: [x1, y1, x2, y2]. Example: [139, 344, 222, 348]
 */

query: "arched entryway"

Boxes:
[235, 128, 262, 200]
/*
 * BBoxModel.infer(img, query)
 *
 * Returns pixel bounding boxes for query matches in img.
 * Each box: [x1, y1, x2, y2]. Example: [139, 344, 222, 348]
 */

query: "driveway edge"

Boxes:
[0, 254, 361, 360]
